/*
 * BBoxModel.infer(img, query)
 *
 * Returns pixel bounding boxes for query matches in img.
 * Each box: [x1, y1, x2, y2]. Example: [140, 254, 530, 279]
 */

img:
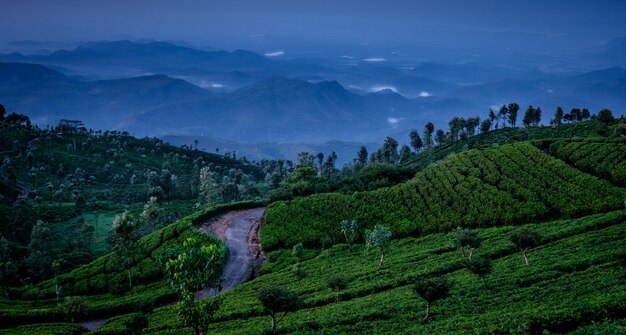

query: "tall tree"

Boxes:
[499, 105, 509, 128]
[380, 137, 399, 164]
[340, 220, 359, 252]
[423, 122, 435, 150]
[570, 108, 582, 122]
[488, 109, 497, 129]
[356, 146, 368, 166]
[365, 224, 392, 267]
[165, 238, 223, 335]
[0, 236, 18, 296]
[199, 167, 220, 207]
[413, 277, 450, 321]
[316, 152, 324, 176]
[409, 129, 423, 153]
[480, 119, 492, 134]
[400, 145, 411, 162]
[507, 103, 519, 127]
[258, 286, 301, 332]
[580, 108, 591, 121]
[598, 108, 614, 124]
[435, 129, 446, 147]
[111, 211, 140, 289]
[510, 230, 542, 265]
[465, 116, 481, 136]
[27, 220, 58, 280]
[553, 107, 564, 127]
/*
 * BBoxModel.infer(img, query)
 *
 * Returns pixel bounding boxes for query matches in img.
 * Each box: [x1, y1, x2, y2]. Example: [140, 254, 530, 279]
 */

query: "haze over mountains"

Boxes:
[1, 39, 625, 162]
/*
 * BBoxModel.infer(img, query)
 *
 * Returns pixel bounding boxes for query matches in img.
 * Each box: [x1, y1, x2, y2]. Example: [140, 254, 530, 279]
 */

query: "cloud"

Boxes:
[370, 85, 398, 93]
[340, 55, 356, 59]
[363, 57, 387, 62]
[387, 117, 400, 125]
[417, 91, 432, 97]
[198, 81, 225, 89]
[264, 51, 284, 57]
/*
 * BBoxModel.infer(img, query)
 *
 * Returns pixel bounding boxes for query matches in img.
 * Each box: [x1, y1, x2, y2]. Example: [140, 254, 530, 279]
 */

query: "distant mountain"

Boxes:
[0, 40, 270, 71]
[2, 61, 623, 145]
[0, 62, 444, 143]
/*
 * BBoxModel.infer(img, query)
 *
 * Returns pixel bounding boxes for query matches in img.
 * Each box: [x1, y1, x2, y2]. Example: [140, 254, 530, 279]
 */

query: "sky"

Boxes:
[1, 0, 626, 54]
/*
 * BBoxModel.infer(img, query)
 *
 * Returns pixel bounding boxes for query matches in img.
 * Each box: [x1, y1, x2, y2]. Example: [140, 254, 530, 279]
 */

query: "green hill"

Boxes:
[1, 116, 625, 334]
[262, 141, 624, 250]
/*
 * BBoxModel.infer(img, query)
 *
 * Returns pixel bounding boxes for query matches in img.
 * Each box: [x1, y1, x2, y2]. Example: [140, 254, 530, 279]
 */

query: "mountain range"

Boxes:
[0, 39, 625, 161]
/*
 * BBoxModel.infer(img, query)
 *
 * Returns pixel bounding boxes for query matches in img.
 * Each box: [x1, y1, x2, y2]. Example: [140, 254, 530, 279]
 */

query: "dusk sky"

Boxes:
[2, 0, 626, 54]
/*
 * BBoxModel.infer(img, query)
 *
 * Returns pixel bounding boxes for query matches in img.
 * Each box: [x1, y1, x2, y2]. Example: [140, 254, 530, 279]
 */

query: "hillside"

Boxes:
[262, 140, 624, 250]
[0, 117, 624, 334]
[0, 113, 275, 286]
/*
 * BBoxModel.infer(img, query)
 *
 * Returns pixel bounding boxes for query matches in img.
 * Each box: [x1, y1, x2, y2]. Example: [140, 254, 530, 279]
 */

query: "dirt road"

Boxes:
[81, 207, 265, 330]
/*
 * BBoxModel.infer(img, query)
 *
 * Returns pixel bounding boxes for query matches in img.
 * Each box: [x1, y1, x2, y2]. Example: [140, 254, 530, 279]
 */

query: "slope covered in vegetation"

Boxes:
[17, 210, 622, 335]
[262, 142, 624, 250]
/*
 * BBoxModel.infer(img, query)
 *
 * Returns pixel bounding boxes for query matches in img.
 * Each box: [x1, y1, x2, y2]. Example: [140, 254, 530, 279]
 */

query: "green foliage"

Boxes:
[413, 276, 450, 320]
[163, 235, 225, 335]
[509, 230, 542, 265]
[464, 256, 492, 278]
[365, 224, 392, 267]
[339, 220, 359, 251]
[258, 286, 301, 331]
[547, 138, 626, 186]
[127, 211, 626, 334]
[327, 275, 349, 301]
[0, 202, 259, 328]
[57, 296, 86, 323]
[263, 142, 624, 250]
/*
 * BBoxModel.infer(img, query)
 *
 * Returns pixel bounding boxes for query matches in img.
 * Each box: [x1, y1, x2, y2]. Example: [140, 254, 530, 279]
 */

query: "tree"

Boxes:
[498, 105, 509, 128]
[381, 137, 399, 164]
[28, 220, 58, 280]
[452, 229, 482, 260]
[581, 108, 591, 120]
[164, 238, 223, 335]
[400, 145, 411, 162]
[357, 146, 368, 166]
[435, 129, 446, 147]
[553, 107, 564, 127]
[327, 275, 348, 302]
[480, 119, 492, 134]
[292, 242, 304, 263]
[570, 108, 581, 122]
[258, 286, 301, 332]
[413, 277, 450, 321]
[488, 109, 497, 129]
[509, 230, 542, 265]
[365, 224, 392, 267]
[340, 219, 359, 251]
[507, 103, 519, 127]
[111, 210, 140, 289]
[0, 103, 5, 120]
[199, 166, 220, 207]
[464, 256, 492, 284]
[52, 259, 65, 301]
[316, 152, 324, 175]
[0, 236, 18, 297]
[523, 106, 534, 127]
[140, 196, 163, 232]
[409, 129, 423, 153]
[423, 122, 435, 150]
[58, 296, 86, 323]
[598, 108, 614, 124]
[465, 116, 481, 136]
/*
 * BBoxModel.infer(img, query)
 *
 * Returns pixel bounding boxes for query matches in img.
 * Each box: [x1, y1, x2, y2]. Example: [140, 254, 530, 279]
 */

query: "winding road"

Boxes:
[81, 207, 265, 331]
